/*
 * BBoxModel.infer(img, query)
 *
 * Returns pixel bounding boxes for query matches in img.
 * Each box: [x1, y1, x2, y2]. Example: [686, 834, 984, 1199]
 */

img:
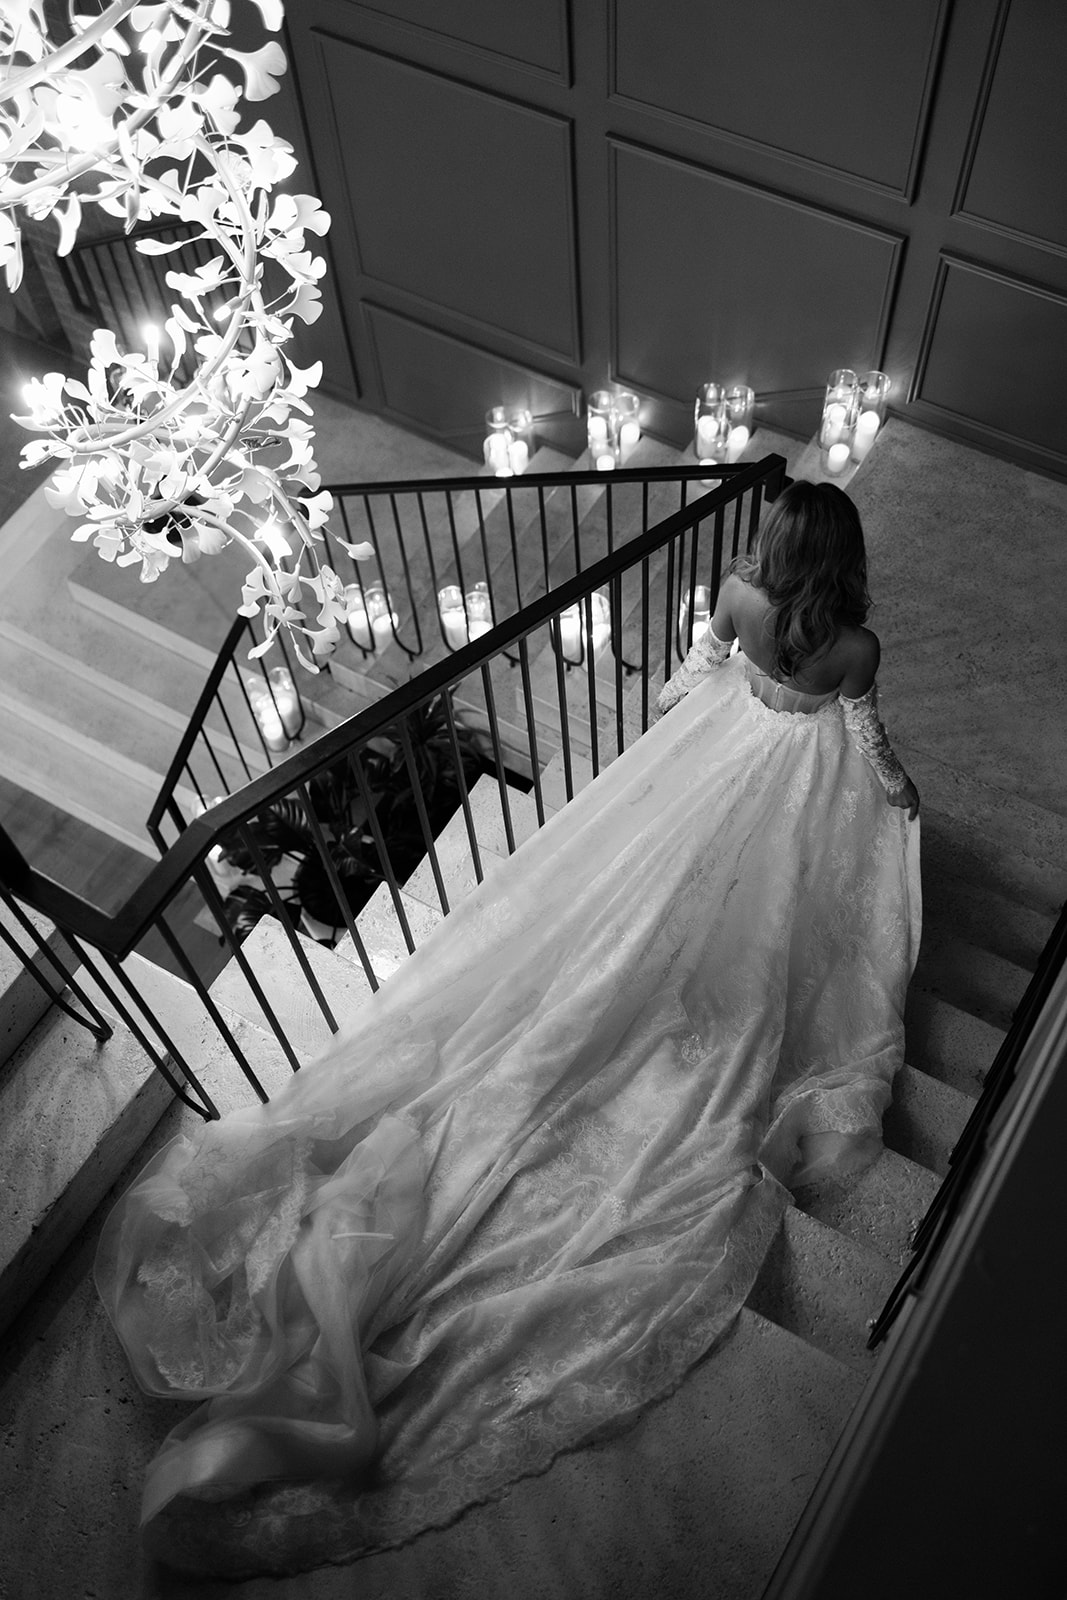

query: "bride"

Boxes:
[95, 479, 921, 1578]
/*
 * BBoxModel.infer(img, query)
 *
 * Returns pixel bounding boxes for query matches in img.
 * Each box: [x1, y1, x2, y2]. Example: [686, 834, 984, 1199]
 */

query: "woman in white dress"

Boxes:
[96, 480, 921, 1578]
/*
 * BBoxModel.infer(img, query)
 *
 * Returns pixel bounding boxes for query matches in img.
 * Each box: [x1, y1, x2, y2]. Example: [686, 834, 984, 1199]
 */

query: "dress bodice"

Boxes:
[742, 654, 840, 715]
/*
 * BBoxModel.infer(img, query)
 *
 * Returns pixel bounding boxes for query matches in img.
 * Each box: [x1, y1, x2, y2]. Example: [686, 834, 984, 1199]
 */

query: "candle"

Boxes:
[587, 591, 612, 654]
[252, 695, 289, 752]
[465, 582, 493, 640]
[619, 419, 641, 451]
[726, 424, 749, 463]
[826, 442, 850, 475]
[820, 403, 847, 448]
[559, 605, 582, 660]
[508, 438, 529, 474]
[484, 432, 513, 476]
[595, 453, 616, 471]
[851, 409, 881, 462]
[345, 585, 372, 648]
[695, 414, 721, 456]
[438, 585, 468, 649]
[587, 415, 608, 441]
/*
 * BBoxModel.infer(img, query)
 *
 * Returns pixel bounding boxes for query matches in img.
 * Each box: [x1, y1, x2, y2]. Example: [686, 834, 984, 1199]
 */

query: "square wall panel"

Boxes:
[317, 36, 580, 361]
[916, 258, 1067, 462]
[613, 0, 946, 196]
[338, 0, 569, 80]
[612, 143, 901, 407]
[365, 304, 579, 453]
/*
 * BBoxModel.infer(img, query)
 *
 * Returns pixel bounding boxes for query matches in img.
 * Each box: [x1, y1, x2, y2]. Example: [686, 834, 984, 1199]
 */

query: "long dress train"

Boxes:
[95, 650, 920, 1578]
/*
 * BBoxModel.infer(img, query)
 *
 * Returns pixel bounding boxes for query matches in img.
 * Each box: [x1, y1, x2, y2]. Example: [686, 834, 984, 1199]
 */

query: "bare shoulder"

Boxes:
[838, 625, 881, 698]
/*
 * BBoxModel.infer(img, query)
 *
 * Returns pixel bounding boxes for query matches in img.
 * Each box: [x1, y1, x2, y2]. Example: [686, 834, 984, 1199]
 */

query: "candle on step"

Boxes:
[266, 667, 303, 738]
[345, 584, 373, 648]
[438, 585, 469, 649]
[508, 438, 529, 474]
[595, 452, 616, 471]
[465, 582, 493, 640]
[826, 442, 850, 475]
[558, 605, 583, 661]
[251, 690, 289, 752]
[726, 424, 749, 463]
[851, 408, 881, 462]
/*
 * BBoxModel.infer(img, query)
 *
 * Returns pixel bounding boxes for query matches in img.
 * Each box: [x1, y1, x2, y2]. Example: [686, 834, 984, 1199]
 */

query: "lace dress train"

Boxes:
[95, 650, 920, 1578]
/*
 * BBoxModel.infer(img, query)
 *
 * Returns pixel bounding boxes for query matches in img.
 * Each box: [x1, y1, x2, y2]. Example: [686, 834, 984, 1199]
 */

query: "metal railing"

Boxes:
[0, 456, 785, 1121]
[58, 218, 254, 382]
[148, 460, 770, 850]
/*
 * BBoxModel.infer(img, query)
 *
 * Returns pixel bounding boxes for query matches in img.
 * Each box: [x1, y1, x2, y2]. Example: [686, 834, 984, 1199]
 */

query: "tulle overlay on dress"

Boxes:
[95, 652, 920, 1578]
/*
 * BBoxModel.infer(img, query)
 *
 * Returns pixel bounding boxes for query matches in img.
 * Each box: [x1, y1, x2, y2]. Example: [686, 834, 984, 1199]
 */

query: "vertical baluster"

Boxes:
[611, 572, 624, 757]
[537, 486, 551, 594]
[348, 751, 416, 954]
[746, 481, 764, 552]
[0, 896, 113, 1042]
[154, 893, 270, 1102]
[516, 635, 546, 827]
[236, 819, 341, 1036]
[663, 536, 677, 677]
[390, 492, 423, 657]
[731, 491, 744, 561]
[415, 491, 445, 647]
[395, 717, 451, 916]
[66, 929, 223, 1116]
[640, 556, 651, 732]
[479, 665, 515, 854]
[440, 691, 484, 882]
[195, 853, 304, 1075]
[583, 590, 600, 780]
[550, 614, 575, 804]
[710, 505, 726, 606]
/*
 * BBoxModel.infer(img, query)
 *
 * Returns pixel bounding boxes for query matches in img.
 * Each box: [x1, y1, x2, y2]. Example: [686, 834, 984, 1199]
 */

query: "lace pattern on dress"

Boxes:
[840, 682, 909, 794]
[656, 625, 733, 714]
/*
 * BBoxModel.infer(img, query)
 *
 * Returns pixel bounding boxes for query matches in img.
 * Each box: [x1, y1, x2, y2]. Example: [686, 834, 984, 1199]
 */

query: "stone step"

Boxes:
[910, 924, 1032, 1033]
[901, 741, 1067, 919]
[746, 1203, 897, 1373]
[0, 898, 72, 1063]
[0, 697, 196, 859]
[793, 1146, 943, 1267]
[883, 1063, 974, 1177]
[0, 1001, 172, 1342]
[903, 988, 1005, 1099]
[0, 622, 262, 801]
[919, 854, 1052, 974]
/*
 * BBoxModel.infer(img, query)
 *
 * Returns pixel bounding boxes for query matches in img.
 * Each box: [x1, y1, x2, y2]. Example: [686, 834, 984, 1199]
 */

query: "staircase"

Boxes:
[1, 680, 1063, 1595]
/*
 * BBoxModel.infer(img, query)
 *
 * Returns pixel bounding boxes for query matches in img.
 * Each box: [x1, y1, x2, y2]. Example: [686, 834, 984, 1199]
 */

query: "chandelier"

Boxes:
[0, 0, 371, 669]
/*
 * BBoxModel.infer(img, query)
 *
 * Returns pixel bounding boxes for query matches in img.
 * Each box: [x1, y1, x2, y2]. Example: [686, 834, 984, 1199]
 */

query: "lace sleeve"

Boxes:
[656, 627, 733, 714]
[840, 682, 909, 793]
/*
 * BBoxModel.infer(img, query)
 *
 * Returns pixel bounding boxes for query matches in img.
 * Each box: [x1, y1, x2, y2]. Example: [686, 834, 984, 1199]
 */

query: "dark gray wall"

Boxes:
[278, 0, 1067, 476]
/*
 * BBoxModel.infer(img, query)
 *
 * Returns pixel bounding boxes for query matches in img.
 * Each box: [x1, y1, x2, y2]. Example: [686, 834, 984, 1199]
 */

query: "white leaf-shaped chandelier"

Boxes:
[0, 0, 371, 670]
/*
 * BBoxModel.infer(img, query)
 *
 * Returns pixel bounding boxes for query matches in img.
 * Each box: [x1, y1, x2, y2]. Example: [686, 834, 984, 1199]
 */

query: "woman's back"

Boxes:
[723, 573, 878, 698]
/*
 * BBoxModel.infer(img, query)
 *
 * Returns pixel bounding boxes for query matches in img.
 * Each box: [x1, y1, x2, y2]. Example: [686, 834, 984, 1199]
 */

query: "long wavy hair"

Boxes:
[731, 480, 871, 680]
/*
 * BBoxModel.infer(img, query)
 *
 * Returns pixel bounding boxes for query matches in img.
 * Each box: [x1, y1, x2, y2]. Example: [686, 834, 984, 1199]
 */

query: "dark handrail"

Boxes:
[0, 457, 785, 962]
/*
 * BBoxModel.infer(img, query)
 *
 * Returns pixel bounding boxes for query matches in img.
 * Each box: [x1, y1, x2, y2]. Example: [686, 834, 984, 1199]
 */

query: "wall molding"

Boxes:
[606, 0, 949, 205]
[606, 137, 905, 407]
[328, 0, 572, 86]
[312, 31, 583, 365]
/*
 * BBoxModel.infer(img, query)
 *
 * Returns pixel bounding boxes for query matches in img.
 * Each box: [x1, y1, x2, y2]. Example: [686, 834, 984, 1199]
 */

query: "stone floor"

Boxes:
[0, 376, 1065, 1599]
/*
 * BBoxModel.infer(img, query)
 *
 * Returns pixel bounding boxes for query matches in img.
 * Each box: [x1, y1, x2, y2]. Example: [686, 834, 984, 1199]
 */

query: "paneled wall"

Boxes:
[277, 0, 1067, 476]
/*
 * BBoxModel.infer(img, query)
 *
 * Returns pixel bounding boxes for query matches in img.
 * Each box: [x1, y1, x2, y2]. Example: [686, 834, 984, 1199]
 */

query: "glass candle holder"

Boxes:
[586, 589, 612, 655]
[266, 666, 304, 739]
[613, 390, 642, 453]
[694, 382, 728, 464]
[505, 408, 533, 475]
[679, 584, 713, 647]
[248, 680, 290, 752]
[587, 390, 619, 470]
[558, 590, 611, 665]
[437, 584, 468, 649]
[852, 371, 891, 462]
[819, 369, 858, 452]
[483, 406, 514, 477]
[345, 581, 397, 650]
[724, 385, 755, 463]
[464, 580, 494, 640]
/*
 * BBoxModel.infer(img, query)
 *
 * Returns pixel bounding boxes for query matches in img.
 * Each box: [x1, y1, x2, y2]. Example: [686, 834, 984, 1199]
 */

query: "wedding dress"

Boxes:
[95, 643, 920, 1579]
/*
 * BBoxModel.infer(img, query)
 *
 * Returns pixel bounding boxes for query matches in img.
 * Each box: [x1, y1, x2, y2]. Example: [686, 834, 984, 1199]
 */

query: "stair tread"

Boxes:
[904, 988, 1005, 1099]
[794, 1146, 942, 1266]
[746, 1203, 897, 1373]
[884, 1062, 974, 1177]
